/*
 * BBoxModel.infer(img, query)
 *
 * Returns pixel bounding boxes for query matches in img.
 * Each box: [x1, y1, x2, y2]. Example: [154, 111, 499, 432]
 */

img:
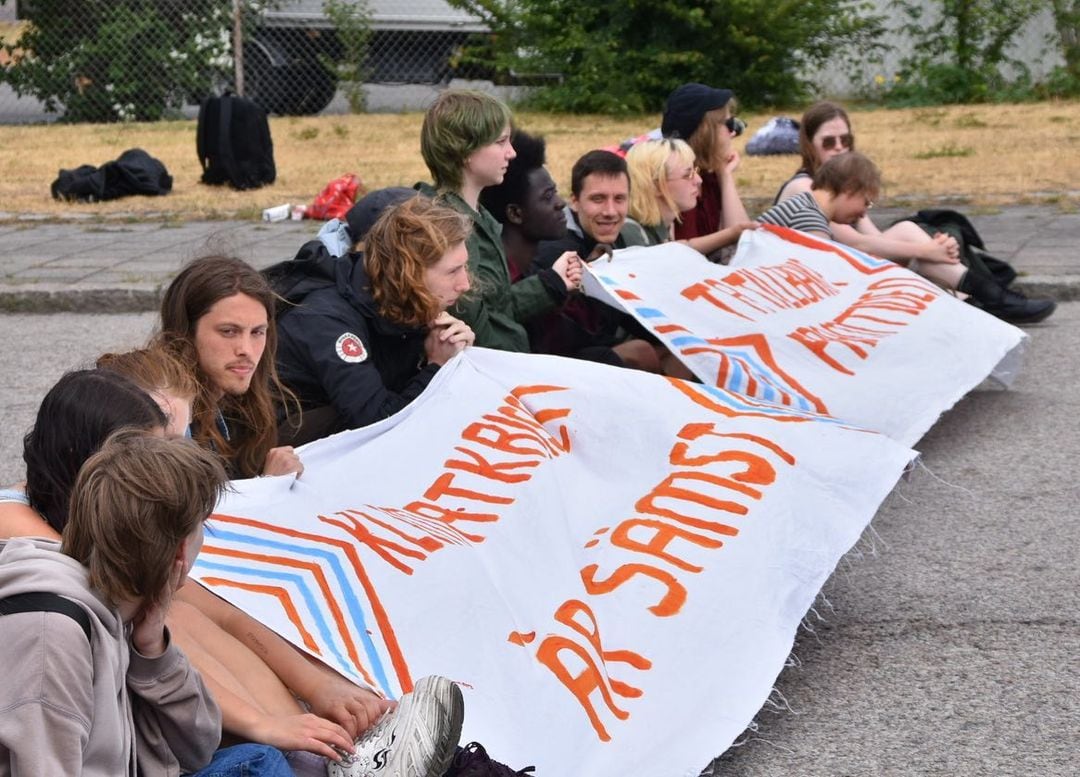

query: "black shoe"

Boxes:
[977, 288, 1057, 325]
[442, 741, 535, 776]
[958, 269, 1057, 325]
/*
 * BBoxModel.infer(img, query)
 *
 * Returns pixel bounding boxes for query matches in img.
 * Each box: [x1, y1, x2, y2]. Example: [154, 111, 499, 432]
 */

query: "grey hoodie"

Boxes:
[0, 538, 222, 776]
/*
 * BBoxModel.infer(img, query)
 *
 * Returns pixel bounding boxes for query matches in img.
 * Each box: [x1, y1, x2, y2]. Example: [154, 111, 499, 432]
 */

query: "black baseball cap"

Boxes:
[345, 187, 416, 242]
[661, 83, 735, 141]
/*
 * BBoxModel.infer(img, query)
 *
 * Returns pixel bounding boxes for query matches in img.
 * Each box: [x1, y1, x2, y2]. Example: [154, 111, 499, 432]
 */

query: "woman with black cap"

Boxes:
[660, 83, 751, 251]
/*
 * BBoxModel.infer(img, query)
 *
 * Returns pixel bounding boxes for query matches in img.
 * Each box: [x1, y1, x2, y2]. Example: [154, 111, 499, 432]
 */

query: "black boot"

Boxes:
[957, 269, 1056, 325]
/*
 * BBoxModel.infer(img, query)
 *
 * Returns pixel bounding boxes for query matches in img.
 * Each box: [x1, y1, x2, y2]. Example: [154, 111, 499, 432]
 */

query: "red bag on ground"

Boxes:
[305, 173, 364, 220]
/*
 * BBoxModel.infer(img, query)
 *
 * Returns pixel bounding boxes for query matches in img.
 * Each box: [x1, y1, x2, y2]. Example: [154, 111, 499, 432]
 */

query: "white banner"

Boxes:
[583, 225, 1025, 447]
[192, 348, 914, 776]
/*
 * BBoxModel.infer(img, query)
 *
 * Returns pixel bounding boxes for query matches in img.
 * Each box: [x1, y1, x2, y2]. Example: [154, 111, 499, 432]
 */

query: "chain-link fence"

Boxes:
[0, 0, 1067, 123]
[0, 0, 493, 123]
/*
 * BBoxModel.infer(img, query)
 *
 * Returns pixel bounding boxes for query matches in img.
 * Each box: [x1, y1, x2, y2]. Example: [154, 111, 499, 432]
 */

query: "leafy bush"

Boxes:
[447, 0, 885, 112]
[884, 0, 1043, 105]
[0, 0, 234, 122]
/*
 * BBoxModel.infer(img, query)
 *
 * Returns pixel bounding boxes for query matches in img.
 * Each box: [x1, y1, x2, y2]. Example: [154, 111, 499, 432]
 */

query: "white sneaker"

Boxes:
[328, 675, 464, 777]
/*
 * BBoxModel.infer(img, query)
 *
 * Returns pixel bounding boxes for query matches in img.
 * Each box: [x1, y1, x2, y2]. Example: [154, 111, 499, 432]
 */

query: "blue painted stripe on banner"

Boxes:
[670, 335, 709, 346]
[200, 529, 392, 694]
[193, 558, 359, 680]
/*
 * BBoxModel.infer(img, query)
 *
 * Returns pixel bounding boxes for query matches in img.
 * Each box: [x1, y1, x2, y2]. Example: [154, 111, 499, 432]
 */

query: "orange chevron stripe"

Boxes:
[207, 513, 413, 693]
[760, 224, 894, 275]
[200, 577, 322, 654]
[201, 545, 375, 688]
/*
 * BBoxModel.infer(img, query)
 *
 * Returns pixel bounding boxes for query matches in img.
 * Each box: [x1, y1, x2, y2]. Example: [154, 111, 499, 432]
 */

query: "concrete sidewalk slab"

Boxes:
[0, 205, 1075, 312]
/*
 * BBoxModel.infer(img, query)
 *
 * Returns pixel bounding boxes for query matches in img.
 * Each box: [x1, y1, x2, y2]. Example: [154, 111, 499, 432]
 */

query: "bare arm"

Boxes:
[178, 583, 390, 738]
[0, 502, 61, 541]
[775, 172, 812, 204]
[830, 223, 956, 265]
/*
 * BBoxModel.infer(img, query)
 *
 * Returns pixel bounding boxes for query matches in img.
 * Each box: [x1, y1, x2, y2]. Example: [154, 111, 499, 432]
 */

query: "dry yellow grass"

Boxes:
[1, 100, 1079, 220]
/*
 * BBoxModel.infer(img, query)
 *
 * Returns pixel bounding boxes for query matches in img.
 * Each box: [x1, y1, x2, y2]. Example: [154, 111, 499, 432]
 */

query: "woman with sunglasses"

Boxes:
[625, 138, 756, 254]
[660, 83, 753, 257]
[773, 101, 1055, 323]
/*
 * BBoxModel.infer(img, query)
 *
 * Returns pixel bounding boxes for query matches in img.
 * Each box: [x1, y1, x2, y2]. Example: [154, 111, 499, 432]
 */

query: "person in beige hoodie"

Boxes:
[0, 430, 237, 776]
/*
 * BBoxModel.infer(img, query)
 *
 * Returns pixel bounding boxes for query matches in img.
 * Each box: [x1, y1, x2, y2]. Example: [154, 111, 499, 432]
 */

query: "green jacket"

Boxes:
[416, 183, 559, 353]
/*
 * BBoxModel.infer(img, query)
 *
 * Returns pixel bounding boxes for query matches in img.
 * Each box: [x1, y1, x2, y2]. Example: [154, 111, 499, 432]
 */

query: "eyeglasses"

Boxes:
[820, 133, 854, 151]
[667, 166, 700, 182]
[725, 117, 746, 137]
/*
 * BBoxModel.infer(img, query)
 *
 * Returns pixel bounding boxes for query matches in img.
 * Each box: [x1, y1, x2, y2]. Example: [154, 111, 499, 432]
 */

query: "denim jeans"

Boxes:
[184, 744, 294, 776]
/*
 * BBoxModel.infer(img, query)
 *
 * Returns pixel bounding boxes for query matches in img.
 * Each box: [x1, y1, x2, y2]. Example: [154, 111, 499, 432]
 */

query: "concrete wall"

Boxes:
[811, 1, 1063, 98]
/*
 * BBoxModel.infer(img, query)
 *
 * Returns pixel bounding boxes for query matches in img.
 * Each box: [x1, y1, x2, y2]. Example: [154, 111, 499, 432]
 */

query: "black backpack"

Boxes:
[262, 240, 349, 318]
[197, 94, 276, 190]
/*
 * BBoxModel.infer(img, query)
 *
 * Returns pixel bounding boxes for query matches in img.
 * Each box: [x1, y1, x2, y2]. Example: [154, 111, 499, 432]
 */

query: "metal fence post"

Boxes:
[233, 0, 245, 97]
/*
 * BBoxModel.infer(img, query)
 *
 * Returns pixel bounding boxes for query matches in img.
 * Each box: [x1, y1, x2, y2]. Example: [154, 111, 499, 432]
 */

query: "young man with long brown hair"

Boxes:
[157, 254, 303, 478]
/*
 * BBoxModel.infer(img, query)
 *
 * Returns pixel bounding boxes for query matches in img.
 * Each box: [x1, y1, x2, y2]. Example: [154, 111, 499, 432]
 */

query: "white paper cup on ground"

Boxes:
[262, 204, 290, 222]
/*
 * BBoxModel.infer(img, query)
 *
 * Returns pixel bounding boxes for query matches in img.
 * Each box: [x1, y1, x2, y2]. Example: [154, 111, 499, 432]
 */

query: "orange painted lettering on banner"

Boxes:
[526, 421, 797, 740]
[462, 420, 553, 458]
[788, 273, 942, 374]
[534, 599, 652, 742]
[424, 472, 515, 506]
[609, 518, 724, 573]
[446, 445, 539, 484]
[319, 509, 440, 575]
[682, 259, 841, 322]
[637, 471, 751, 529]
[396, 385, 573, 547]
[581, 561, 687, 616]
[402, 502, 494, 542]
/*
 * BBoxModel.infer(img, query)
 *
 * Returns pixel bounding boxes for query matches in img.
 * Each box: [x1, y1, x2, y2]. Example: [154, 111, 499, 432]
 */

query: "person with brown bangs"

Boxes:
[660, 83, 752, 260]
[274, 194, 475, 444]
[156, 254, 304, 479]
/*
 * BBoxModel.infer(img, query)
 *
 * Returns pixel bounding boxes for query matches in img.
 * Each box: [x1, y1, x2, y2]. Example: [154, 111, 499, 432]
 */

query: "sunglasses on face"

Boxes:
[725, 117, 746, 137]
[820, 133, 854, 151]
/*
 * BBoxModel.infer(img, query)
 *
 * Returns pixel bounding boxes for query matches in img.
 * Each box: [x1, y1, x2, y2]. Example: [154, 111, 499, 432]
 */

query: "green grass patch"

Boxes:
[913, 143, 975, 160]
[954, 113, 987, 129]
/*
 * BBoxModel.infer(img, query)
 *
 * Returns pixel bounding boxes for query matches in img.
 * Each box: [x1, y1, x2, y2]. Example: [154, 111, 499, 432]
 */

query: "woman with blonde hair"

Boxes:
[625, 138, 756, 254]
[275, 193, 477, 440]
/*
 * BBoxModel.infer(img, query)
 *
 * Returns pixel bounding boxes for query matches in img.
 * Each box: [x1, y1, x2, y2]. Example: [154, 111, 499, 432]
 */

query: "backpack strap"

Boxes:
[0, 591, 92, 642]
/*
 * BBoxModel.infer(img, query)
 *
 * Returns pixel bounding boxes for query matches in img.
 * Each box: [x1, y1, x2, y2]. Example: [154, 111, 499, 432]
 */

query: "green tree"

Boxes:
[1046, 0, 1080, 94]
[447, 0, 885, 113]
[887, 0, 1044, 104]
[322, 0, 372, 112]
[0, 0, 236, 122]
